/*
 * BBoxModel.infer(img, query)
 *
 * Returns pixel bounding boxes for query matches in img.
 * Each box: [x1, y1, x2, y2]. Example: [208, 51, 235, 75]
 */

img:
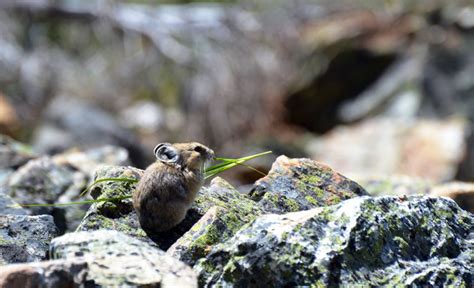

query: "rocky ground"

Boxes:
[0, 135, 472, 287]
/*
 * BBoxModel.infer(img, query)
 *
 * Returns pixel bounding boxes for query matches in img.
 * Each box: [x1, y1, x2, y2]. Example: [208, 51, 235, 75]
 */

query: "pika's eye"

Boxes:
[194, 146, 205, 154]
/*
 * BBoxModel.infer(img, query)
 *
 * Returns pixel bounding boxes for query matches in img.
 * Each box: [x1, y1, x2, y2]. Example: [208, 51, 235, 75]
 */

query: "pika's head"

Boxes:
[153, 142, 214, 172]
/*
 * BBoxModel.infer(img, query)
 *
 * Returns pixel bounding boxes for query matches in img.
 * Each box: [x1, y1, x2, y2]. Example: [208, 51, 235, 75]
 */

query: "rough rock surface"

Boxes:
[355, 175, 474, 213]
[75, 165, 152, 244]
[250, 155, 368, 213]
[169, 177, 264, 267]
[196, 196, 473, 287]
[0, 214, 57, 265]
[51, 230, 197, 287]
[6, 156, 82, 233]
[0, 259, 88, 287]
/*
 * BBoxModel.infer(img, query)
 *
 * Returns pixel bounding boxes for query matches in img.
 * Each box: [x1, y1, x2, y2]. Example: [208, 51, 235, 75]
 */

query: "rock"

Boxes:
[167, 178, 263, 265]
[32, 96, 149, 167]
[354, 175, 474, 213]
[0, 134, 36, 169]
[76, 165, 151, 244]
[250, 155, 368, 213]
[52, 145, 130, 175]
[196, 196, 473, 287]
[7, 157, 76, 215]
[50, 230, 197, 287]
[5, 156, 84, 233]
[0, 214, 57, 265]
[0, 259, 88, 287]
[307, 118, 466, 181]
[431, 182, 474, 213]
[0, 194, 28, 215]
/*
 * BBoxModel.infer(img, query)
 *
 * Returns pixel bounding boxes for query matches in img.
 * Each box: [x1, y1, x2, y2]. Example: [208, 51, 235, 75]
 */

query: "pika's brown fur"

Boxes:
[133, 142, 214, 233]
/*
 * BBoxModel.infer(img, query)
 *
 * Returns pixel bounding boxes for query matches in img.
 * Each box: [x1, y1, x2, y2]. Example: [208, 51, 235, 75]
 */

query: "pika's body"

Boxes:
[133, 142, 214, 233]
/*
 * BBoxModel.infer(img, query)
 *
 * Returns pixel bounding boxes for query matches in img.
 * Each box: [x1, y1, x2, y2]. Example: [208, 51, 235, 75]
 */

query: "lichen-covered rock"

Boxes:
[0, 135, 36, 169]
[50, 230, 197, 287]
[0, 215, 58, 265]
[168, 177, 263, 265]
[0, 259, 88, 287]
[355, 175, 474, 213]
[250, 155, 368, 213]
[168, 206, 227, 265]
[196, 196, 473, 287]
[76, 165, 151, 243]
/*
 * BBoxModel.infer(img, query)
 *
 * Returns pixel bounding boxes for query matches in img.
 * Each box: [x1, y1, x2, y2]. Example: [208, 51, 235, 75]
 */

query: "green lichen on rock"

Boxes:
[249, 155, 368, 213]
[169, 178, 263, 266]
[195, 196, 473, 287]
[76, 166, 151, 243]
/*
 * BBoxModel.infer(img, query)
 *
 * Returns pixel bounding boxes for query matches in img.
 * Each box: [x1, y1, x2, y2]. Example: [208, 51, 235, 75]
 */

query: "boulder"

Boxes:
[196, 196, 473, 287]
[0, 214, 57, 265]
[250, 155, 368, 213]
[50, 230, 197, 287]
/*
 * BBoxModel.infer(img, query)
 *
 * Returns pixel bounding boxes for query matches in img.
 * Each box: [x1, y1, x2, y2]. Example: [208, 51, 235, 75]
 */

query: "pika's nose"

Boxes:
[206, 148, 215, 160]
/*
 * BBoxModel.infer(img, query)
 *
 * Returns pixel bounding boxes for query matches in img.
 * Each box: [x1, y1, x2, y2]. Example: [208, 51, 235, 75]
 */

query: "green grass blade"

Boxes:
[13, 195, 132, 208]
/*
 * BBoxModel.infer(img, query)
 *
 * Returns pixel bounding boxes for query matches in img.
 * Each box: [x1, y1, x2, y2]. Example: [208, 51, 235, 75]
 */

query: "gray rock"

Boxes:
[0, 134, 36, 170]
[0, 259, 88, 287]
[0, 193, 28, 215]
[7, 157, 75, 215]
[6, 156, 80, 233]
[0, 214, 58, 265]
[250, 155, 368, 214]
[196, 196, 473, 287]
[52, 145, 130, 175]
[51, 230, 197, 287]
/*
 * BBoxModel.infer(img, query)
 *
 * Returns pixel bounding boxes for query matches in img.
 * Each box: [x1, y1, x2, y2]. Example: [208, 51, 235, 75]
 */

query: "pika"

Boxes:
[133, 142, 214, 233]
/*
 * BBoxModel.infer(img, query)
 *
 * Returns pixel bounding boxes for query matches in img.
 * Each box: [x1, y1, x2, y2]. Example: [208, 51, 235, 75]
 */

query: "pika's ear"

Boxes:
[154, 143, 181, 164]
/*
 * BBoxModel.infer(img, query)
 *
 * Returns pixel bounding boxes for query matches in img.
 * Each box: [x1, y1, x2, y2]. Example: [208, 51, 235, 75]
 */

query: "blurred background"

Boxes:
[0, 0, 473, 187]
